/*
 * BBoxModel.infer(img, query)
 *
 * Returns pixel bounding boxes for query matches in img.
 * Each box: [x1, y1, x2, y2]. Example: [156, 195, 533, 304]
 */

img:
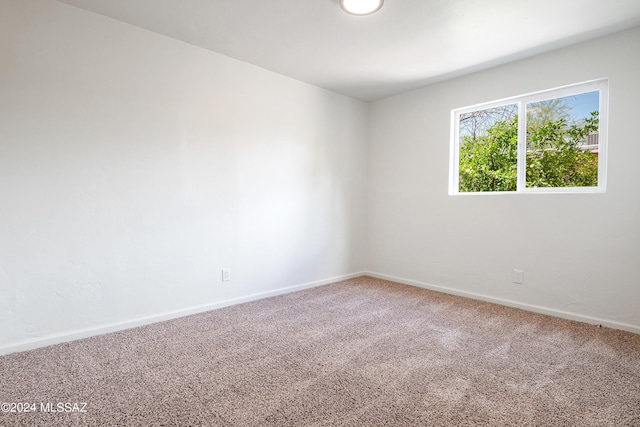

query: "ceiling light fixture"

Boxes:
[340, 0, 384, 16]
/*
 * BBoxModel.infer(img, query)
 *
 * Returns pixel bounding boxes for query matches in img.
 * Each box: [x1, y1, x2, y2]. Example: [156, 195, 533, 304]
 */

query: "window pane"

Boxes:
[458, 104, 518, 192]
[525, 91, 599, 188]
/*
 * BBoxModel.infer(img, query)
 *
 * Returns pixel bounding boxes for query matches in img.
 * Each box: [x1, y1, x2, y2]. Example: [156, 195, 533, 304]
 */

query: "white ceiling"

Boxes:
[57, 0, 640, 101]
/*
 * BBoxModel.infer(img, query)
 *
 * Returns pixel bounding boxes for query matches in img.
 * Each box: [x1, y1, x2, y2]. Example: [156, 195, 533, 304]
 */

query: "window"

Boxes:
[449, 79, 608, 194]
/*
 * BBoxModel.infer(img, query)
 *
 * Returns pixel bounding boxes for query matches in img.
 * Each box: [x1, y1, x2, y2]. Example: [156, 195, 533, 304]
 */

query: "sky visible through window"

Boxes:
[459, 91, 599, 140]
[560, 90, 599, 123]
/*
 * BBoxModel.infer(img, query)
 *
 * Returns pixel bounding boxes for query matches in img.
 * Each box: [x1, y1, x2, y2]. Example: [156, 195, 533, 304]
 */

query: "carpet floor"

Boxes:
[1, 276, 639, 426]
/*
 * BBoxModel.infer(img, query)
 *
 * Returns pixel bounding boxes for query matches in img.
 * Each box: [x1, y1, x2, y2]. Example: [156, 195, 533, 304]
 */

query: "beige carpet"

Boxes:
[1, 276, 639, 426]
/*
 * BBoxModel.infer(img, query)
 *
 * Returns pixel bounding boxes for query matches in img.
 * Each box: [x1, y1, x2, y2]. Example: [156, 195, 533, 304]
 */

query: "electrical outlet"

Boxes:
[222, 269, 231, 282]
[513, 269, 524, 284]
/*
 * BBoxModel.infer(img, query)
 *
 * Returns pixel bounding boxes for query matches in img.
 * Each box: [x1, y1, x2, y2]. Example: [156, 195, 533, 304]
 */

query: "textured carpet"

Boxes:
[1, 276, 639, 426]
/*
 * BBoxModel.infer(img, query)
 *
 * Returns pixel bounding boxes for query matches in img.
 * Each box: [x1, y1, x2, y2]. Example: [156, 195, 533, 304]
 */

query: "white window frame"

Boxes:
[449, 78, 608, 195]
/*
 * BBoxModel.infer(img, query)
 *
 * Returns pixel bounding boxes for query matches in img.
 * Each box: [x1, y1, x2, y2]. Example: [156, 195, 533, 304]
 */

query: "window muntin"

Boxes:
[450, 79, 608, 195]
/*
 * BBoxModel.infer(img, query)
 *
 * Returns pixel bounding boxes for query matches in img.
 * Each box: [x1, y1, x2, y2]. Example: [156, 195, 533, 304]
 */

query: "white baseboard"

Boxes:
[365, 271, 640, 335]
[4, 270, 635, 356]
[0, 271, 366, 356]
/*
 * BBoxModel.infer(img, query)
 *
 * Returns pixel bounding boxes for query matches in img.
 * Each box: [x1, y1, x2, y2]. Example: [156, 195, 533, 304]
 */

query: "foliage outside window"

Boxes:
[450, 79, 608, 194]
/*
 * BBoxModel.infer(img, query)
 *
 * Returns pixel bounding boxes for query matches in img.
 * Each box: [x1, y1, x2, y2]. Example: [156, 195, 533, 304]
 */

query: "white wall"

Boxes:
[367, 26, 640, 332]
[0, 0, 368, 353]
